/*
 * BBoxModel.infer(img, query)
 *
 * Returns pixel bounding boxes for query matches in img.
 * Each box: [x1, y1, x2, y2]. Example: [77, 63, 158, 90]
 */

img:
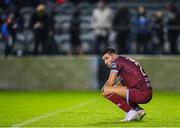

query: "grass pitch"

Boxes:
[0, 90, 180, 127]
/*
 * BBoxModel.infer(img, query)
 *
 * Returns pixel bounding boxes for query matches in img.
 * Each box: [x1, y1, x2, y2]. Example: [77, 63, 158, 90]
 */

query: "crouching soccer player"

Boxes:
[101, 48, 152, 122]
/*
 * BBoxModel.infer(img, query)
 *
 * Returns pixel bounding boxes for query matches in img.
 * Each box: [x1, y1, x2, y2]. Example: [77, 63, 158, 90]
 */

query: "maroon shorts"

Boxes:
[129, 88, 152, 104]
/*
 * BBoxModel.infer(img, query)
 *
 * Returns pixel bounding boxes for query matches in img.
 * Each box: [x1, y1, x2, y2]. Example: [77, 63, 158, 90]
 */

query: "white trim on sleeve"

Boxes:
[111, 70, 118, 72]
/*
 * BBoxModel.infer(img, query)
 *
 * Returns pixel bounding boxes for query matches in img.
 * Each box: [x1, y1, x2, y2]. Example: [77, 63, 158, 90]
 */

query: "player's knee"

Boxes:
[102, 89, 107, 96]
[103, 86, 107, 94]
[102, 91, 109, 98]
[102, 91, 106, 97]
[102, 88, 107, 97]
[103, 86, 111, 96]
[103, 92, 114, 99]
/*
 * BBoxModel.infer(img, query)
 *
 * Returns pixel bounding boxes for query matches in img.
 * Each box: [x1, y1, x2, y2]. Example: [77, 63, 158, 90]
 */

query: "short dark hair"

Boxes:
[101, 47, 117, 56]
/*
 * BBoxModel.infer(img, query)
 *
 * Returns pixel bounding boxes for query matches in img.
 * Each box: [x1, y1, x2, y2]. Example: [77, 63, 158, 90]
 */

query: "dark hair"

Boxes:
[101, 47, 117, 56]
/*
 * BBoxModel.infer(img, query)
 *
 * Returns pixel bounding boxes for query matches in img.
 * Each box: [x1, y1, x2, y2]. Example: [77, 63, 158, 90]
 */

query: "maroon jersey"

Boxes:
[111, 56, 152, 90]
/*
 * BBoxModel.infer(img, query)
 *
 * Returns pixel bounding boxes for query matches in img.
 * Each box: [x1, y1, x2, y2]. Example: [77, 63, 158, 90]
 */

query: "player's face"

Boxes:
[102, 53, 113, 68]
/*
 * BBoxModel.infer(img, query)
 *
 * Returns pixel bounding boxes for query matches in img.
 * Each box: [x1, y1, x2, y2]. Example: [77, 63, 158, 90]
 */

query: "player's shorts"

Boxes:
[128, 88, 152, 104]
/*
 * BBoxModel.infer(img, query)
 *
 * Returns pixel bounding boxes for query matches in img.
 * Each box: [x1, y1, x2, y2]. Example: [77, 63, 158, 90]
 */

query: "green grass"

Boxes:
[0, 91, 180, 127]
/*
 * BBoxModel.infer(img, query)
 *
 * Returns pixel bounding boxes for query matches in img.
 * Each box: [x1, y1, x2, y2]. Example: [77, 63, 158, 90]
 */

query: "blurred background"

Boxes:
[0, 0, 180, 91]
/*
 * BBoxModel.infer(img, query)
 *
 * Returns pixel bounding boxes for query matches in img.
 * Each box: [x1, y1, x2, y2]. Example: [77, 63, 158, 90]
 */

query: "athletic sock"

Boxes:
[129, 103, 142, 110]
[130, 103, 144, 111]
[105, 93, 132, 112]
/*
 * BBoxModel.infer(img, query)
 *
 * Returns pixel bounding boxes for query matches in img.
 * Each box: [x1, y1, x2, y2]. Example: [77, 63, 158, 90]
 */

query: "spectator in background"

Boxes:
[30, 4, 50, 55]
[166, 3, 180, 54]
[91, 0, 113, 54]
[113, 4, 130, 54]
[0, 14, 3, 40]
[92, 0, 113, 89]
[135, 6, 152, 54]
[69, 9, 82, 55]
[1, 13, 17, 58]
[153, 10, 164, 54]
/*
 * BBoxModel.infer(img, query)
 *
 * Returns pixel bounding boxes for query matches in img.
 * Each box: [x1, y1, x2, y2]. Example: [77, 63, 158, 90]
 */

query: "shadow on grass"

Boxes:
[85, 120, 146, 127]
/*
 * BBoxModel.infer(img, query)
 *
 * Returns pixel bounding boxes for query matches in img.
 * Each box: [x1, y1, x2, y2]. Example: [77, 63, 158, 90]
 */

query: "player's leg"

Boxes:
[104, 93, 132, 112]
[129, 102, 146, 121]
[129, 102, 144, 111]
[128, 88, 152, 121]
[103, 85, 137, 108]
[104, 93, 139, 122]
[102, 85, 139, 121]
[128, 88, 152, 105]
[103, 85, 127, 98]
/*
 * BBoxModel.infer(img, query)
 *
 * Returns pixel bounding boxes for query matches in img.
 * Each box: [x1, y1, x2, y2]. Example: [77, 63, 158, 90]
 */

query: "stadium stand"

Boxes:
[0, 0, 180, 55]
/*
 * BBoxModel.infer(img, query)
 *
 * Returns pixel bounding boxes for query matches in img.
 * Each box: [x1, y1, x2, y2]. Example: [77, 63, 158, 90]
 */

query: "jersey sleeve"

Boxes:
[110, 61, 118, 73]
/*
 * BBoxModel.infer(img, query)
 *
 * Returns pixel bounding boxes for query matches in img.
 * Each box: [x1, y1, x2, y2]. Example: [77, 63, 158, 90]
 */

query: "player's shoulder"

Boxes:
[110, 57, 119, 69]
[111, 61, 117, 69]
[118, 55, 134, 62]
[111, 56, 118, 64]
[114, 55, 125, 62]
[111, 56, 121, 69]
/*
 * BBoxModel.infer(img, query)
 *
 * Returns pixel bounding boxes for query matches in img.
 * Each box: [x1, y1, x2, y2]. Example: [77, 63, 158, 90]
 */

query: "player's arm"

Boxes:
[101, 70, 118, 92]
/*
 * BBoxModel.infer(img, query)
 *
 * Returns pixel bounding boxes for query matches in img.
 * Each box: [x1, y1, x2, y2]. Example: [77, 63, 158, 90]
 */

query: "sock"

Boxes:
[129, 103, 142, 111]
[105, 93, 132, 112]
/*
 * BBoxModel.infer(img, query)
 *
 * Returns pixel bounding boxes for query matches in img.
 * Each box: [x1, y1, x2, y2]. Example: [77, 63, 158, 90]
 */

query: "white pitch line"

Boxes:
[12, 98, 98, 127]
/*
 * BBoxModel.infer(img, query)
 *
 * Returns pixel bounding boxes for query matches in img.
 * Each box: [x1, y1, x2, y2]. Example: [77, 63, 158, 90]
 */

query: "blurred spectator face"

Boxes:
[6, 14, 14, 24]
[138, 6, 145, 15]
[36, 4, 46, 16]
[97, 1, 106, 9]
[155, 11, 163, 18]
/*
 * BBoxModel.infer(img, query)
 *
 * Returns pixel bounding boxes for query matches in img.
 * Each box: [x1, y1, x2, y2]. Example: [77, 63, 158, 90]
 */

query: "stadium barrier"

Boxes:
[0, 55, 179, 91]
